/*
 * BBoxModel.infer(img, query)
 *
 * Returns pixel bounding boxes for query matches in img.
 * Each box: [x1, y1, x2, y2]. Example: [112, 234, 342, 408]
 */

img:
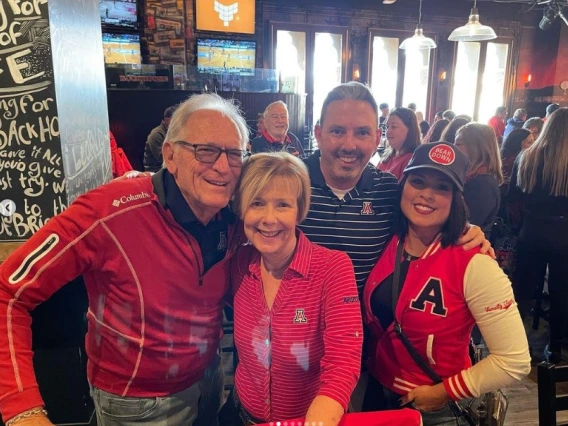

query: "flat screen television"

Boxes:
[197, 39, 255, 76]
[100, 0, 138, 29]
[196, 0, 255, 34]
[103, 33, 141, 65]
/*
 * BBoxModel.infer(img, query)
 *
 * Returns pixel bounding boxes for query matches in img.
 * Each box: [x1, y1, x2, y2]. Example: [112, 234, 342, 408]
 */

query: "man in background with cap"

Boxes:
[544, 103, 560, 121]
[144, 105, 176, 172]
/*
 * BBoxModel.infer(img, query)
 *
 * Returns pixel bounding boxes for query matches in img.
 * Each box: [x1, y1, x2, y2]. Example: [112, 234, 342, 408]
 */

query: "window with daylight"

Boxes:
[370, 36, 399, 112]
[451, 39, 512, 122]
[275, 30, 306, 95]
[402, 48, 431, 116]
[368, 29, 435, 119]
[271, 23, 348, 132]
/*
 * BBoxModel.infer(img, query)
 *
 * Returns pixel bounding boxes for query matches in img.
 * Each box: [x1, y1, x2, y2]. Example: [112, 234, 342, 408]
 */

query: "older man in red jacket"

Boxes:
[0, 94, 249, 426]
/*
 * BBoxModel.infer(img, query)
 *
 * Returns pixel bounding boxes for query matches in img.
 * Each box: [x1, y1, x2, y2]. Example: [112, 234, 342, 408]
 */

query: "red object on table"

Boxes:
[256, 408, 422, 425]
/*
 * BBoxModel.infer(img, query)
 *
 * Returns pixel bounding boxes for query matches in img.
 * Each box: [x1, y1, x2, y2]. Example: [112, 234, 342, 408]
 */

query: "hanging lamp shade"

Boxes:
[400, 24, 437, 50]
[399, 0, 436, 50]
[448, 6, 497, 42]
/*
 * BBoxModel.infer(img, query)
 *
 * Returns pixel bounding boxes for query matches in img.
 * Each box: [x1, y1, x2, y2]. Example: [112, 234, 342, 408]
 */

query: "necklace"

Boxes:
[404, 251, 419, 262]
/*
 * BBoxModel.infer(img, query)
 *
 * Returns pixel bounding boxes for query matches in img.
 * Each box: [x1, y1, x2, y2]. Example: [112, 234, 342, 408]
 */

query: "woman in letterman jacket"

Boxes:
[362, 142, 531, 425]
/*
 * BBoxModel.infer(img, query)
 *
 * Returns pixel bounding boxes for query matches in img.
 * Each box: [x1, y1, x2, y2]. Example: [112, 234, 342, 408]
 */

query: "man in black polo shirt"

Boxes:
[298, 82, 490, 411]
[251, 101, 305, 157]
[299, 85, 398, 292]
[300, 82, 489, 292]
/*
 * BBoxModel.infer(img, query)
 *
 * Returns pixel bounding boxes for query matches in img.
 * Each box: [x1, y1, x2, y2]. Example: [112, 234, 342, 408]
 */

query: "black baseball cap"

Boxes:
[546, 103, 560, 116]
[403, 142, 469, 191]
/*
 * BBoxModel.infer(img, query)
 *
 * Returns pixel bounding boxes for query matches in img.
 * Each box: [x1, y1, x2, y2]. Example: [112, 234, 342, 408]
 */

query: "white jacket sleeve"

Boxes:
[443, 254, 531, 400]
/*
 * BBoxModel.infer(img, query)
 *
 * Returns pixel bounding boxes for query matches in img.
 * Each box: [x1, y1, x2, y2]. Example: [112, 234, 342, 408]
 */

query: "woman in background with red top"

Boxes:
[219, 152, 363, 426]
[378, 107, 421, 180]
[362, 142, 530, 425]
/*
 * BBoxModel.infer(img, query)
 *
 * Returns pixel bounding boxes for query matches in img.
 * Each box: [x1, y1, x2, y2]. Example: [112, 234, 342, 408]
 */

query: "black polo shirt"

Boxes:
[299, 151, 399, 292]
[163, 170, 233, 273]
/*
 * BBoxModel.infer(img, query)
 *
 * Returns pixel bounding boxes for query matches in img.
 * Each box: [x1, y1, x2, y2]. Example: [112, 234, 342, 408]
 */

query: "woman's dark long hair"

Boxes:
[440, 117, 471, 144]
[422, 119, 450, 143]
[501, 128, 530, 158]
[392, 175, 469, 248]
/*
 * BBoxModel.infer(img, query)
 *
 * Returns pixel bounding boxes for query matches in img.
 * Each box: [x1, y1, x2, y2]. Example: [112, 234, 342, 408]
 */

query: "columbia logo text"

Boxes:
[112, 191, 151, 207]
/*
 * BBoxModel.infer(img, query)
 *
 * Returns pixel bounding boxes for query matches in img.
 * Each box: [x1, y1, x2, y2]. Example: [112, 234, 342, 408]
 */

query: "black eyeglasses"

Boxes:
[175, 141, 249, 167]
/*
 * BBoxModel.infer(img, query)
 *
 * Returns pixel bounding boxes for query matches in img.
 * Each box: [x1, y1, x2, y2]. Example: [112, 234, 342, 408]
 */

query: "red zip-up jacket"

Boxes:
[0, 172, 244, 422]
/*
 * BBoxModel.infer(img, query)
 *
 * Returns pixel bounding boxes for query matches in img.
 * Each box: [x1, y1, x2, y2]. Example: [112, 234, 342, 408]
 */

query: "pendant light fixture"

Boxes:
[448, 0, 497, 42]
[399, 0, 437, 50]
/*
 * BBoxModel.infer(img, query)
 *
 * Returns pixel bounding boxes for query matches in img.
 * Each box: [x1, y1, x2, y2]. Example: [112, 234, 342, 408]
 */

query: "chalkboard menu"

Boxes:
[0, 0, 64, 242]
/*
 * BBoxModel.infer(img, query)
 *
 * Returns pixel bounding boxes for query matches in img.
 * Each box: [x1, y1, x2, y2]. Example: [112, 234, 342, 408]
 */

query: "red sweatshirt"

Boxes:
[0, 174, 243, 422]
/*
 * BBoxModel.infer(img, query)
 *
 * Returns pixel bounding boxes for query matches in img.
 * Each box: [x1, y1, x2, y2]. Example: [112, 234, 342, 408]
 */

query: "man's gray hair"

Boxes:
[319, 81, 378, 126]
[522, 117, 544, 131]
[166, 93, 249, 149]
[513, 108, 527, 119]
[263, 100, 288, 117]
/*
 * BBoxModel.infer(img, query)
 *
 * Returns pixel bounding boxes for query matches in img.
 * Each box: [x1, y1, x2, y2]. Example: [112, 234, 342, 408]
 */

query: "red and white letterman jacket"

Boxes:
[363, 235, 530, 401]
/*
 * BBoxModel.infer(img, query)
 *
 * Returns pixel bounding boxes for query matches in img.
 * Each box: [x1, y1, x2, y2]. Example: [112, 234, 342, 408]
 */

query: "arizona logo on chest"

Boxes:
[360, 201, 375, 215]
[293, 308, 308, 323]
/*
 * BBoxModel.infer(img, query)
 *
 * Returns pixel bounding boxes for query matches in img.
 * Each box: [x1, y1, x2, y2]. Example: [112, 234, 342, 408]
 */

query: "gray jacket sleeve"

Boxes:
[146, 126, 166, 163]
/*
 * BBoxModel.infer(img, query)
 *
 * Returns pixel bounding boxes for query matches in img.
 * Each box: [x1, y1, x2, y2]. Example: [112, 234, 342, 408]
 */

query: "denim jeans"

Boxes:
[419, 404, 471, 426]
[91, 354, 223, 426]
[362, 374, 470, 426]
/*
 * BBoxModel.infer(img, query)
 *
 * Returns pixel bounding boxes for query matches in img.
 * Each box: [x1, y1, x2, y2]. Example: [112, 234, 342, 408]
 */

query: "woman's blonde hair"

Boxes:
[456, 123, 503, 185]
[234, 152, 311, 223]
[517, 107, 568, 196]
